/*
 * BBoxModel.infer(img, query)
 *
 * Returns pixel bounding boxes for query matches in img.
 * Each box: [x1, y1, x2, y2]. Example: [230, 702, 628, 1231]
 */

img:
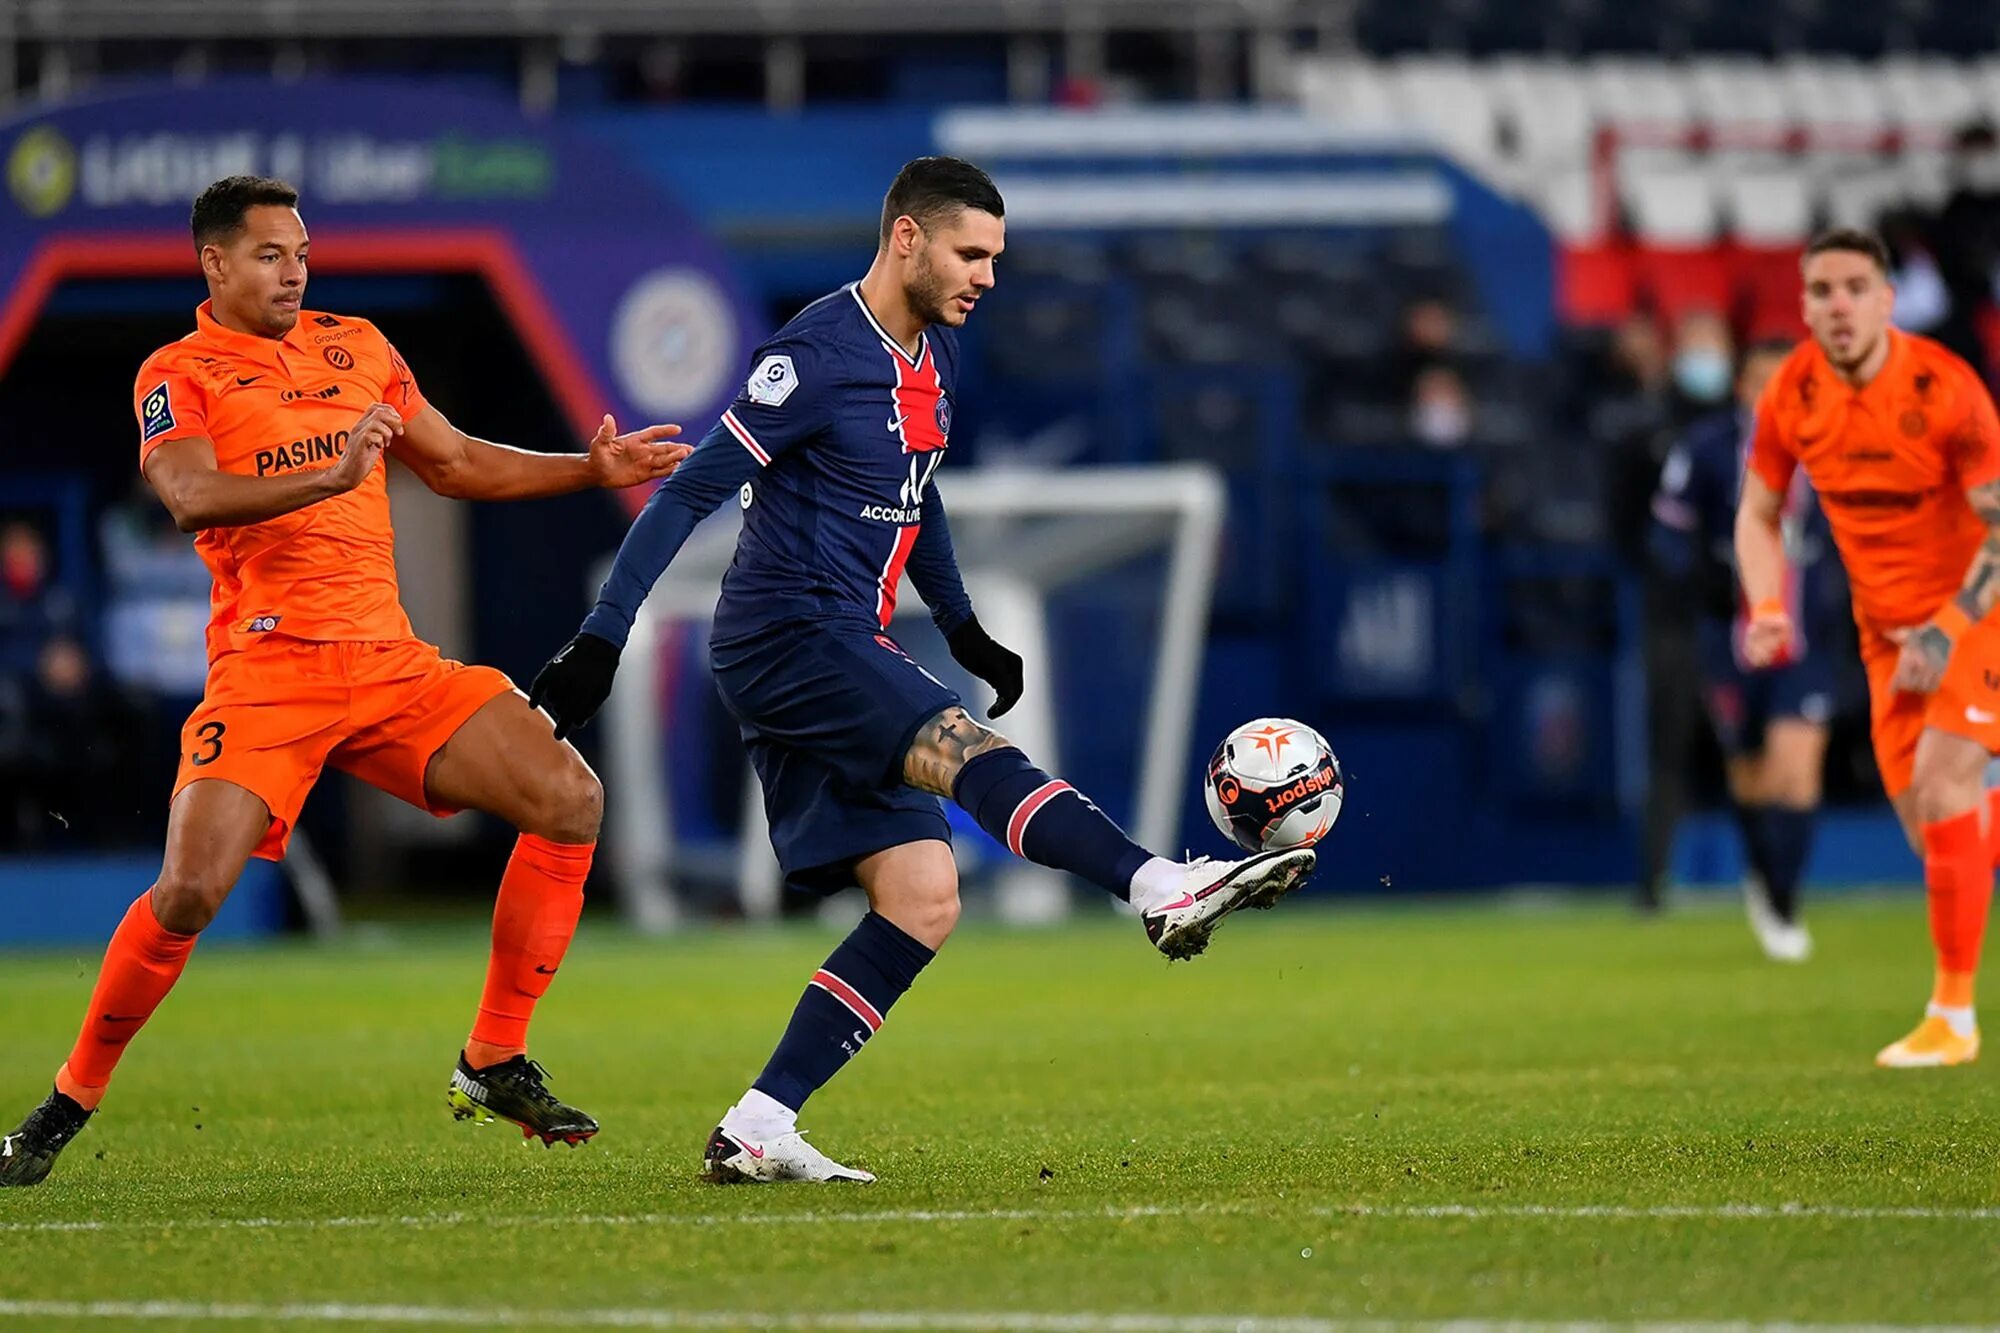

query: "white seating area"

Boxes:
[1292, 55, 2000, 242]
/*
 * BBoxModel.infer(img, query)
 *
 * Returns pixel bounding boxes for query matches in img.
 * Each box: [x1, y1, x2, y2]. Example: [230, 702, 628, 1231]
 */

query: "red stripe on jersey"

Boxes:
[874, 523, 921, 628]
[1006, 780, 1074, 857]
[890, 340, 947, 455]
[720, 409, 771, 466]
[809, 969, 883, 1031]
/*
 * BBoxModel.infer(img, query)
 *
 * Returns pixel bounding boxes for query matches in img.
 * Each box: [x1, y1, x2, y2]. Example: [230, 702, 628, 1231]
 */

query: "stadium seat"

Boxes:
[1623, 162, 1721, 244]
[1777, 56, 1888, 146]
[1295, 56, 1404, 131]
[1818, 162, 1909, 229]
[1722, 165, 1813, 244]
[1583, 58, 1697, 135]
[1876, 56, 1983, 137]
[1390, 56, 1502, 163]
[1686, 58, 1794, 138]
[1487, 58, 1596, 169]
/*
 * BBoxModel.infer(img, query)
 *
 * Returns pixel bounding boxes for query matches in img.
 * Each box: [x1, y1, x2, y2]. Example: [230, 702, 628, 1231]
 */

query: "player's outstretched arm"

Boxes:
[392, 406, 690, 502]
[1733, 468, 1793, 668]
[143, 402, 402, 532]
[528, 429, 763, 739]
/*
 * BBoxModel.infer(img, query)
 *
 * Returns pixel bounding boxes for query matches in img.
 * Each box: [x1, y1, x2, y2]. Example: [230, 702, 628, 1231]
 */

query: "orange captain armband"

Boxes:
[1750, 598, 1788, 621]
[1932, 601, 1974, 640]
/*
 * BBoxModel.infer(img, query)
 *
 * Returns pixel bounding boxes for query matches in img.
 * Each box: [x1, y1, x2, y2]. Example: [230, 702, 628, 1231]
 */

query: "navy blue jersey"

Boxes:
[583, 284, 974, 647]
[1651, 406, 1839, 668]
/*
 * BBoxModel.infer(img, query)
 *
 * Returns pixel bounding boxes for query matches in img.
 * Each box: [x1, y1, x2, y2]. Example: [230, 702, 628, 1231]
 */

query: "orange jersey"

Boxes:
[1748, 329, 2000, 634]
[133, 301, 429, 660]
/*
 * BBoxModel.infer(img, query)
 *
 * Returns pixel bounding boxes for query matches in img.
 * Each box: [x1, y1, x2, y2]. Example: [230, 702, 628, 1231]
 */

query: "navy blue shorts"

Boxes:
[710, 616, 960, 894]
[1697, 627, 1836, 757]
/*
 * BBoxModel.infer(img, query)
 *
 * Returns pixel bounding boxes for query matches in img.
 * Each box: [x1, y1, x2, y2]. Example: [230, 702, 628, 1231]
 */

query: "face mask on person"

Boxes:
[1673, 348, 1732, 404]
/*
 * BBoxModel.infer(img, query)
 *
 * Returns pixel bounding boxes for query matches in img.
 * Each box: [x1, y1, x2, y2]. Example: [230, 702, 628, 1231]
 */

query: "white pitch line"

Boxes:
[0, 1304, 1991, 1332]
[4, 1200, 1999, 1237]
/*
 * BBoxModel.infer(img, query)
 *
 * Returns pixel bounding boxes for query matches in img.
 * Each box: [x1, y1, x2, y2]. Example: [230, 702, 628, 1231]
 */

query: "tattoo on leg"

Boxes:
[904, 706, 1010, 796]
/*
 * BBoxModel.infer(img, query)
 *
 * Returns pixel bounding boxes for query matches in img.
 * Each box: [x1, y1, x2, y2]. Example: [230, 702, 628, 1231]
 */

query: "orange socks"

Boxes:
[1921, 808, 1991, 1010]
[54, 892, 199, 1110]
[464, 834, 593, 1070]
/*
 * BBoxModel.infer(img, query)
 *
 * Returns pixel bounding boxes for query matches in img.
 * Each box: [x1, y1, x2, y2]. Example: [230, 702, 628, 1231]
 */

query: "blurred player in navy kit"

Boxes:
[1652, 337, 1837, 961]
[530, 157, 1317, 1183]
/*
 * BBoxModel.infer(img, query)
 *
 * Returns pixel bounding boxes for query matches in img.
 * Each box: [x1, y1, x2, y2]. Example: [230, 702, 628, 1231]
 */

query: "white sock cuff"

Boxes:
[1926, 1000, 1978, 1037]
[734, 1087, 799, 1129]
[1128, 856, 1183, 913]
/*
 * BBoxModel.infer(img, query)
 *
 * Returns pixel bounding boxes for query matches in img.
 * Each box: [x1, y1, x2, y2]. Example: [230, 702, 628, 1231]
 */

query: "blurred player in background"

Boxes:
[1737, 228, 2000, 1067]
[1654, 337, 1835, 961]
[0, 176, 690, 1186]
[530, 157, 1318, 1184]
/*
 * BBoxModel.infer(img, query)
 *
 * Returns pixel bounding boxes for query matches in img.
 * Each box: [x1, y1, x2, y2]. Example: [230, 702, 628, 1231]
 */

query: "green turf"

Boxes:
[1, 894, 1996, 1330]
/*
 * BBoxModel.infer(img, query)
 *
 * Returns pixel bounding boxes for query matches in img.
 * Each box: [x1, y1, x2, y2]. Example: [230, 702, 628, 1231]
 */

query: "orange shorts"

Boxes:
[1861, 618, 2000, 799]
[174, 636, 516, 860]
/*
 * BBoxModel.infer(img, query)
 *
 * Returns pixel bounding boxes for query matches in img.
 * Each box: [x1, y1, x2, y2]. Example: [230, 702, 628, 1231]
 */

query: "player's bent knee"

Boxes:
[535, 762, 603, 844]
[150, 868, 234, 934]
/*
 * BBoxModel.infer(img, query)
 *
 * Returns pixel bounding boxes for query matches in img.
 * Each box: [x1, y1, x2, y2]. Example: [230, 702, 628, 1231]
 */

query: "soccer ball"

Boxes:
[1204, 717, 1344, 852]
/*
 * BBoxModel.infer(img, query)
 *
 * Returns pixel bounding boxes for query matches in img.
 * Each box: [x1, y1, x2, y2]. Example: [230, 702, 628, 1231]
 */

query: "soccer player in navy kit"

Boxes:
[1651, 338, 1837, 961]
[531, 157, 1317, 1182]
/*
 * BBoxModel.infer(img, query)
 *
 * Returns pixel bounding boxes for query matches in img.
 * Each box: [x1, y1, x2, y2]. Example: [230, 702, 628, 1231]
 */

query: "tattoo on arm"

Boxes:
[1910, 624, 1953, 675]
[1952, 481, 2000, 623]
[903, 706, 1011, 796]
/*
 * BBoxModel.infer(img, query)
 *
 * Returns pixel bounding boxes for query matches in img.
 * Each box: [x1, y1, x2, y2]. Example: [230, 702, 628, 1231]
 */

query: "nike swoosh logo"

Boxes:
[1, 1133, 16, 1158]
[726, 1133, 765, 1159]
[886, 415, 908, 433]
[1968, 707, 1997, 725]
[236, 376, 262, 386]
[533, 964, 559, 975]
[1154, 892, 1195, 913]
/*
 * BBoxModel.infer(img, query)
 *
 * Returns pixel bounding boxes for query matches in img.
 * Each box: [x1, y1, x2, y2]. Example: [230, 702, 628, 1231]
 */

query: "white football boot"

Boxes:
[702, 1105, 875, 1184]
[1140, 846, 1317, 961]
[1743, 874, 1812, 963]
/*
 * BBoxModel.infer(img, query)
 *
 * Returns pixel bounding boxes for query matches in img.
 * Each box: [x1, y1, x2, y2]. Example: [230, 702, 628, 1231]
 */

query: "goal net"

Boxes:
[599, 463, 1226, 930]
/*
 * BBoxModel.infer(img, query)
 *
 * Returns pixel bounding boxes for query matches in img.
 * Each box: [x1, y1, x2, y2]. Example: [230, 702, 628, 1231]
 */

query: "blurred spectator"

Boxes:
[1582, 314, 1676, 564]
[1668, 309, 1735, 416]
[1409, 364, 1474, 448]
[1929, 122, 2000, 378]
[1390, 296, 1462, 398]
[0, 519, 77, 675]
[0, 634, 153, 851]
[1883, 208, 1951, 336]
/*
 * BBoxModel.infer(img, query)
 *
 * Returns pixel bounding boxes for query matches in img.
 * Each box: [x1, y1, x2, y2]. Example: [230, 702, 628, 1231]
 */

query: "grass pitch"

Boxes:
[0, 893, 1996, 1331]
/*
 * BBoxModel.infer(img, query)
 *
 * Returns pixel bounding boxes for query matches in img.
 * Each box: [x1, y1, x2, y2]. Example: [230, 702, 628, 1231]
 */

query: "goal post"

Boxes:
[600, 462, 1227, 929]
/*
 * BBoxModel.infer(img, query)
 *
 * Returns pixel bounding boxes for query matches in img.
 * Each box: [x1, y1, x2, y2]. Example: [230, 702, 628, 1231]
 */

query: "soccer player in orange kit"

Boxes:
[0, 175, 691, 1185]
[1737, 228, 2000, 1068]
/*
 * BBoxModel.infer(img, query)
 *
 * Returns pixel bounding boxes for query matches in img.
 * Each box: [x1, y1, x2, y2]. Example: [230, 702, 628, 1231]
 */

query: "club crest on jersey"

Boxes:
[140, 381, 175, 442]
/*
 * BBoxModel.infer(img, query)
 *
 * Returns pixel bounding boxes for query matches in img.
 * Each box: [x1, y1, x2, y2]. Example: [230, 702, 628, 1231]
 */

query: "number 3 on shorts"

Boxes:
[190, 720, 227, 767]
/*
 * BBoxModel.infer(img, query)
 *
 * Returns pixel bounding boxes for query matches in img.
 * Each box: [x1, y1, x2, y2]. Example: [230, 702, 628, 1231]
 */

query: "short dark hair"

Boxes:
[879, 156, 1003, 244]
[1802, 227, 1890, 275]
[190, 175, 300, 255]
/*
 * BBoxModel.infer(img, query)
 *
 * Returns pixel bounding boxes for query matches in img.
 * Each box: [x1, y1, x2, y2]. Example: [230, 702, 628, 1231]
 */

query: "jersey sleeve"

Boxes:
[133, 360, 209, 465]
[381, 339, 430, 420]
[578, 421, 764, 648]
[1946, 362, 2000, 492]
[906, 479, 974, 636]
[1744, 380, 1797, 496]
[712, 338, 828, 467]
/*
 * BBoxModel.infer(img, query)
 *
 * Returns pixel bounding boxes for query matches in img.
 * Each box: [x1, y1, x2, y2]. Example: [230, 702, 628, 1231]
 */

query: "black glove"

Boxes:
[528, 632, 621, 741]
[945, 616, 1024, 719]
